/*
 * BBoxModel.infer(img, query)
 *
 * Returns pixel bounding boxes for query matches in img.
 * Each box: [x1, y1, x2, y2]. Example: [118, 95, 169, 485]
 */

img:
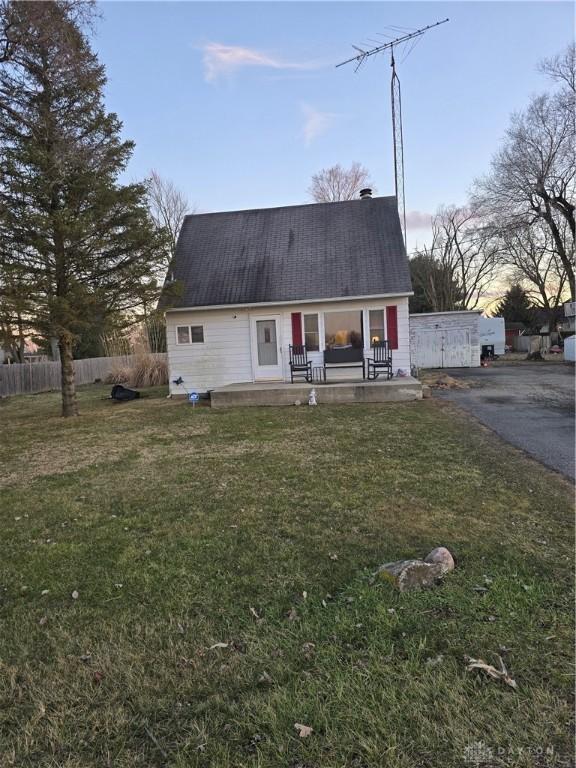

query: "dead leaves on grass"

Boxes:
[423, 373, 471, 390]
[257, 671, 273, 686]
[294, 723, 313, 738]
[465, 654, 517, 689]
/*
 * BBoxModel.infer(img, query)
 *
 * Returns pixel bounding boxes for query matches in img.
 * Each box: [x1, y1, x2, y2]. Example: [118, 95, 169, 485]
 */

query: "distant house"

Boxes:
[162, 192, 412, 394]
[505, 321, 526, 348]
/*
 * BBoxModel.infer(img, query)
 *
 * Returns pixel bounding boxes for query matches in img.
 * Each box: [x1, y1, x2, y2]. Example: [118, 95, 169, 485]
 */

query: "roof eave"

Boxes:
[409, 310, 483, 317]
[164, 291, 413, 314]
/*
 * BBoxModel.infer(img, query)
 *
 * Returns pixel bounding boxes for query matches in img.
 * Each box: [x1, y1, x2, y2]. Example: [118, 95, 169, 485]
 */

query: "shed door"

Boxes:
[413, 328, 471, 368]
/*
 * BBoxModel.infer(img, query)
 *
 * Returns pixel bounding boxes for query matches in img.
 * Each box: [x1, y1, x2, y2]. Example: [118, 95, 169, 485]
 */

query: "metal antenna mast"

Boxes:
[337, 19, 449, 247]
[390, 49, 406, 245]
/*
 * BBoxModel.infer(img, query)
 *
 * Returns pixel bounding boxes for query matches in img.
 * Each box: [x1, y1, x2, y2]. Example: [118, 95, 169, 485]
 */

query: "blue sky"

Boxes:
[93, 1, 573, 251]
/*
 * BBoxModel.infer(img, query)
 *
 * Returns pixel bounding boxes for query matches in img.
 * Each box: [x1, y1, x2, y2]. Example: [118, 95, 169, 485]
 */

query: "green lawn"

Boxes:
[0, 386, 573, 767]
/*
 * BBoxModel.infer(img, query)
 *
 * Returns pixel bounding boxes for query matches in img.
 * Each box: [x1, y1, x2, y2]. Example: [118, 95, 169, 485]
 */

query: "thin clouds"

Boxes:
[405, 210, 433, 230]
[202, 42, 318, 82]
[301, 104, 337, 146]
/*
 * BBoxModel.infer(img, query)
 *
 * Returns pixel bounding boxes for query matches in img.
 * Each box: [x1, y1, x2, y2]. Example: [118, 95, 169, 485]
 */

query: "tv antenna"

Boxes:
[336, 19, 449, 246]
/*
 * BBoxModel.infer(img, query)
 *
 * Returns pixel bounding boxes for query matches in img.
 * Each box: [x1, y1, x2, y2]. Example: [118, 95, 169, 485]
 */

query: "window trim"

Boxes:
[368, 308, 386, 347]
[303, 312, 320, 352]
[175, 324, 205, 345]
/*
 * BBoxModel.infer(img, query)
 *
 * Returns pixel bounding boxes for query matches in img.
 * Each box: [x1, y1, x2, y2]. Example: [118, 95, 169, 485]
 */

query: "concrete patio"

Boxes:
[209, 377, 422, 408]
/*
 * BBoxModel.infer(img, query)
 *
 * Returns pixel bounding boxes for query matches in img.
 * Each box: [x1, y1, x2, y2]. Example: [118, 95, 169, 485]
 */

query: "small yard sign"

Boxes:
[189, 391, 199, 406]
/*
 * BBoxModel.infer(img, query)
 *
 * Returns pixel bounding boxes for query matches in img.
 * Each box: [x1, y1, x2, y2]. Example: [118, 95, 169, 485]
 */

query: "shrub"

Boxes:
[106, 354, 168, 388]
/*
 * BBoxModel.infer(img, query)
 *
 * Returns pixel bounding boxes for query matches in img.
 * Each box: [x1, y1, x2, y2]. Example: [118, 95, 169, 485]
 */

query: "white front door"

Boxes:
[250, 315, 283, 380]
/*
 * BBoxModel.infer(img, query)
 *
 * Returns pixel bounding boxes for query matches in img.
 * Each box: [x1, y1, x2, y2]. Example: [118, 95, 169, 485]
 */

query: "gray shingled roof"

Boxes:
[162, 195, 412, 310]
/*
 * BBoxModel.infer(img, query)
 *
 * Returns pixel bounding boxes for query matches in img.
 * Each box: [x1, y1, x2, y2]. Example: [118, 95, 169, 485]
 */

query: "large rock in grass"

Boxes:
[376, 560, 445, 592]
[424, 547, 455, 574]
[376, 548, 455, 592]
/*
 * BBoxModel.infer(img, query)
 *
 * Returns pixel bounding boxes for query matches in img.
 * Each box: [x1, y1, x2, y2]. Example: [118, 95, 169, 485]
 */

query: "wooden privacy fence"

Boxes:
[0, 354, 168, 397]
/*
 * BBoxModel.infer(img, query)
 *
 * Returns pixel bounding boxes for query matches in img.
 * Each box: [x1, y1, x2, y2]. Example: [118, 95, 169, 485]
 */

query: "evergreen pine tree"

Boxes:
[494, 284, 535, 326]
[409, 253, 464, 313]
[0, 1, 168, 415]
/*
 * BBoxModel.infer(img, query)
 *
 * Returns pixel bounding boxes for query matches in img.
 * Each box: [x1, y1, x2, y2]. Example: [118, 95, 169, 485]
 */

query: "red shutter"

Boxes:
[291, 312, 303, 346]
[386, 305, 398, 350]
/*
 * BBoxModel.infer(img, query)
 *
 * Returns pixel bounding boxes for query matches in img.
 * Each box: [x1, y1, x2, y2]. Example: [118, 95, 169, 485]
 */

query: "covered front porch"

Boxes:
[209, 376, 422, 408]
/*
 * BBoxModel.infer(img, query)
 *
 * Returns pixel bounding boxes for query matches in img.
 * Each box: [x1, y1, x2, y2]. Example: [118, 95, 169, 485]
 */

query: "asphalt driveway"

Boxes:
[434, 362, 575, 479]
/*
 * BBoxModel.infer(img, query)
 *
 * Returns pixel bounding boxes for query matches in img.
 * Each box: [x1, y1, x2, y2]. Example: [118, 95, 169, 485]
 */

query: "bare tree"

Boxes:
[147, 170, 194, 264]
[409, 206, 498, 311]
[473, 82, 575, 298]
[539, 43, 575, 94]
[495, 222, 567, 325]
[431, 206, 499, 310]
[308, 162, 373, 202]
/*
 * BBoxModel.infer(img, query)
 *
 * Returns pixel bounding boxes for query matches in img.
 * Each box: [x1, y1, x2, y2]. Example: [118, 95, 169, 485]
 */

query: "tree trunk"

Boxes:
[16, 311, 25, 363]
[50, 336, 60, 362]
[541, 200, 575, 301]
[59, 332, 78, 417]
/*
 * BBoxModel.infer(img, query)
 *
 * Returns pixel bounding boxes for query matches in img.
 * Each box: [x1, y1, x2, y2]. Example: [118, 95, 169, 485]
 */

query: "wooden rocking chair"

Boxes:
[289, 345, 312, 383]
[366, 340, 392, 380]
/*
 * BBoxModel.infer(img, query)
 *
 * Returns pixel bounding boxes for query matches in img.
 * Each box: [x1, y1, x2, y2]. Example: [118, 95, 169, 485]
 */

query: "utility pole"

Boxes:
[337, 19, 449, 247]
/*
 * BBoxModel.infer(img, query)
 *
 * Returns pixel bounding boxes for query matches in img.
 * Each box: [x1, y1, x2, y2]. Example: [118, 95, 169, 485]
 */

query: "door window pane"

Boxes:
[256, 320, 278, 365]
[303, 314, 319, 351]
[369, 310, 385, 345]
[177, 326, 190, 344]
[324, 311, 363, 350]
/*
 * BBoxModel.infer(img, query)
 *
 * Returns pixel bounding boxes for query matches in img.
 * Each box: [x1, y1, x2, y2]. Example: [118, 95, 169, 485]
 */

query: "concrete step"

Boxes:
[210, 378, 422, 408]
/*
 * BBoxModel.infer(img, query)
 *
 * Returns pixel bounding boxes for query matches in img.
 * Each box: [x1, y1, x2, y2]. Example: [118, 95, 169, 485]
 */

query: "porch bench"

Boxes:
[322, 348, 365, 381]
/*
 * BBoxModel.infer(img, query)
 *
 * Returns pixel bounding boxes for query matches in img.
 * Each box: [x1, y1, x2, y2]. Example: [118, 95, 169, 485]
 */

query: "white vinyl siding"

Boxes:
[167, 311, 253, 392]
[166, 296, 411, 393]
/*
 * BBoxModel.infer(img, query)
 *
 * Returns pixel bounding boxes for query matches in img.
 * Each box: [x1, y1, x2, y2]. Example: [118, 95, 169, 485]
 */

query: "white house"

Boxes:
[162, 192, 413, 395]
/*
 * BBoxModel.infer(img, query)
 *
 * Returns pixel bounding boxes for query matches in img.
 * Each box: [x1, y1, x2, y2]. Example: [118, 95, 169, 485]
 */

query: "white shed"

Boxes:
[410, 311, 481, 368]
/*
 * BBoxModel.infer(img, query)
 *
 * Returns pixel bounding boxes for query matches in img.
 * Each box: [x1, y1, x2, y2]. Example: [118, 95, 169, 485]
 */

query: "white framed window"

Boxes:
[303, 314, 320, 351]
[324, 310, 363, 351]
[190, 325, 204, 343]
[176, 325, 204, 344]
[368, 309, 385, 346]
